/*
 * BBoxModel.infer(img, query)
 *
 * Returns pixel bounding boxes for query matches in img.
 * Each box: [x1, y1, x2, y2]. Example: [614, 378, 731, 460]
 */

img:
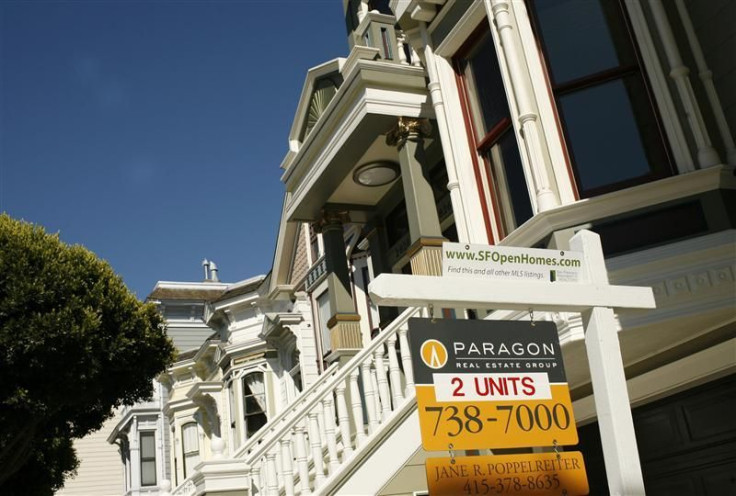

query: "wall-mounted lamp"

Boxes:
[352, 161, 400, 187]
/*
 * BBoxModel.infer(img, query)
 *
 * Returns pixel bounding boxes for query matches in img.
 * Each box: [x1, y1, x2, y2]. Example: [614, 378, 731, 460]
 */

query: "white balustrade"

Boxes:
[349, 368, 367, 447]
[373, 345, 392, 420]
[335, 382, 354, 459]
[265, 450, 279, 496]
[386, 334, 403, 406]
[293, 424, 311, 495]
[280, 438, 296, 496]
[321, 395, 340, 473]
[231, 307, 420, 495]
[361, 361, 379, 435]
[397, 327, 415, 395]
[397, 33, 409, 65]
[307, 410, 326, 487]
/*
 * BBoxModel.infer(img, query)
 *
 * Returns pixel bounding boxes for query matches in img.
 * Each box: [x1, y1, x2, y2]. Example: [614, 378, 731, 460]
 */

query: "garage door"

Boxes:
[577, 374, 736, 495]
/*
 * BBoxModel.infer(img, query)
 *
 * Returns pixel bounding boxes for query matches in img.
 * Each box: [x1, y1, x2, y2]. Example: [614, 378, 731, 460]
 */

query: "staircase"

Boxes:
[171, 306, 423, 496]
[242, 306, 422, 495]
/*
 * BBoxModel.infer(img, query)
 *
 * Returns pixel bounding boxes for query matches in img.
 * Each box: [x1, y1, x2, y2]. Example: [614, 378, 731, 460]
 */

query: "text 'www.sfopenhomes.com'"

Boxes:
[444, 249, 581, 267]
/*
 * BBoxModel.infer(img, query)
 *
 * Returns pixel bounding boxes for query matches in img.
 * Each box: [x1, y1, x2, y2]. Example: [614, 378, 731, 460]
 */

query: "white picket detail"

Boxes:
[386, 334, 403, 407]
[349, 369, 366, 448]
[397, 327, 415, 395]
[321, 395, 340, 473]
[280, 438, 296, 496]
[307, 411, 326, 486]
[293, 424, 311, 495]
[334, 383, 353, 459]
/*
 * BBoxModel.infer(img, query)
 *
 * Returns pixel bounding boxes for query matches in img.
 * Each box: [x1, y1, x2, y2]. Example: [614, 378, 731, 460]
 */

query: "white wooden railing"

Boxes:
[169, 362, 341, 496]
[242, 306, 422, 495]
[397, 31, 422, 67]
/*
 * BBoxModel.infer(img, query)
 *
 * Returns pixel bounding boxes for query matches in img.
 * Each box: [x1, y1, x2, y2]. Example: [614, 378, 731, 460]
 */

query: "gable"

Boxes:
[287, 58, 346, 157]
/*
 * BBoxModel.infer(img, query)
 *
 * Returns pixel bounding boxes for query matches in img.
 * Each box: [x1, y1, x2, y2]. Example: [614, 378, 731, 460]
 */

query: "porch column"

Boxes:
[386, 117, 444, 276]
[319, 210, 362, 361]
[486, 0, 559, 212]
[648, 0, 721, 168]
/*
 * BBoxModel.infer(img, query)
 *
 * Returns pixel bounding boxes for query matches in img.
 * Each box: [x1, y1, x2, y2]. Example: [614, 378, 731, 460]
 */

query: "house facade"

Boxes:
[95, 0, 734, 495]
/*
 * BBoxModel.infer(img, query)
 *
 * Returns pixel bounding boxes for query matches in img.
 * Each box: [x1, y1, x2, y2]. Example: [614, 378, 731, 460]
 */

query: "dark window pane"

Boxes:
[464, 32, 510, 136]
[245, 396, 263, 413]
[534, 0, 634, 83]
[558, 77, 658, 192]
[141, 460, 156, 486]
[246, 413, 267, 437]
[484, 130, 533, 231]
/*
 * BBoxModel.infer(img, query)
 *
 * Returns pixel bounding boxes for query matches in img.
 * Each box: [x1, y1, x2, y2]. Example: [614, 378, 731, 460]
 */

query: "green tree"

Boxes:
[0, 214, 175, 495]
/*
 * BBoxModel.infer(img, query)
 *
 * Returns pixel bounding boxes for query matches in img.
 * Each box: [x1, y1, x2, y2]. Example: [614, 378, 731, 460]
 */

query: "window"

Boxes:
[529, 0, 672, 196]
[243, 372, 268, 438]
[456, 27, 532, 237]
[181, 423, 200, 478]
[316, 290, 332, 356]
[140, 431, 156, 486]
[309, 223, 321, 264]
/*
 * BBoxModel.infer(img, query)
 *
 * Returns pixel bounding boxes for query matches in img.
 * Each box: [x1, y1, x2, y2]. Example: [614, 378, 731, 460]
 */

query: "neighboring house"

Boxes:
[105, 269, 229, 496]
[70, 0, 735, 494]
[55, 411, 124, 496]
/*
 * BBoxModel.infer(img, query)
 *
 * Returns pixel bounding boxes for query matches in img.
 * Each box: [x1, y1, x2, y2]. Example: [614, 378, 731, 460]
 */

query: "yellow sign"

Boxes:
[410, 319, 579, 451]
[416, 384, 577, 451]
[426, 452, 589, 496]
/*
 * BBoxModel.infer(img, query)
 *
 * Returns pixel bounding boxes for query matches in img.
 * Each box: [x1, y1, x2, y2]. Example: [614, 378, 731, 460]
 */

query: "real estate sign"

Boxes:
[409, 318, 578, 451]
[443, 242, 583, 283]
[426, 452, 589, 496]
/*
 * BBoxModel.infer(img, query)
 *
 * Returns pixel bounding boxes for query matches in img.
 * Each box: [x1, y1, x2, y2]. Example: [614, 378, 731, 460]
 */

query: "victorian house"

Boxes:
[100, 0, 734, 495]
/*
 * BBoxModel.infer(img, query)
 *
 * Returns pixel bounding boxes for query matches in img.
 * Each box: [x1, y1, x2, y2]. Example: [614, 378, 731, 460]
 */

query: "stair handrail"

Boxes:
[241, 305, 422, 464]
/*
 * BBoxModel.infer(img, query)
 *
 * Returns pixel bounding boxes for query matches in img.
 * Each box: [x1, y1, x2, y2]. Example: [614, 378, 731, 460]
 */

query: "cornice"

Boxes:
[502, 166, 733, 249]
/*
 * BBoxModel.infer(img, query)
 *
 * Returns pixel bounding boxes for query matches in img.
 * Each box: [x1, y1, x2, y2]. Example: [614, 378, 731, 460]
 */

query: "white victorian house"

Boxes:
[60, 0, 735, 494]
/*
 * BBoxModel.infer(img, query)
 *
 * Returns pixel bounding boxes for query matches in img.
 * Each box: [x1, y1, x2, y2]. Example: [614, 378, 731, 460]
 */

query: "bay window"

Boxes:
[529, 0, 673, 196]
[456, 27, 532, 237]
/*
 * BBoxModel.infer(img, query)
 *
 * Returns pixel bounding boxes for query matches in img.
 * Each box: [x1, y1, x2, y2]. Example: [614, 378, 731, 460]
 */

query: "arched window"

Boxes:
[181, 422, 200, 478]
[243, 372, 268, 438]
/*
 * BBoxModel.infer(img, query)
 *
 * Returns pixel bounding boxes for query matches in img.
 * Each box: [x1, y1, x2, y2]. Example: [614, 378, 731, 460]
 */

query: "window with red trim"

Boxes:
[529, 0, 673, 197]
[455, 27, 533, 238]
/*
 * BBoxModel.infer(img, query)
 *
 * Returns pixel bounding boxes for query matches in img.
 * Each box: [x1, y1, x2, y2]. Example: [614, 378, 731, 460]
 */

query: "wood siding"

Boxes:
[56, 412, 124, 496]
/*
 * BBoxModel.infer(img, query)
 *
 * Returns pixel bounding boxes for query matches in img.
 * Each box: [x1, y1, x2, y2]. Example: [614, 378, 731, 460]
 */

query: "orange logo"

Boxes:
[420, 339, 448, 369]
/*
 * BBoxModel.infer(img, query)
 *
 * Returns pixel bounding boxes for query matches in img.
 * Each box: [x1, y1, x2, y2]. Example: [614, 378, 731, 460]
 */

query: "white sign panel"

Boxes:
[443, 242, 583, 283]
[433, 372, 553, 402]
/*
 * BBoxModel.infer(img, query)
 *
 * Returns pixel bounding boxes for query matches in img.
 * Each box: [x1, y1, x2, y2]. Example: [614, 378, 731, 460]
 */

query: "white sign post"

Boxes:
[368, 230, 649, 496]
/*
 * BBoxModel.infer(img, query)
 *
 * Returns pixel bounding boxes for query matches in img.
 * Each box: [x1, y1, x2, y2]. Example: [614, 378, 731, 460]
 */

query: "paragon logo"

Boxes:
[420, 339, 448, 369]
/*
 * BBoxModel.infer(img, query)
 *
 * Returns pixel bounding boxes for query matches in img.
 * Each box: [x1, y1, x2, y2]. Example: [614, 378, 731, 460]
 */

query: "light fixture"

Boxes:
[353, 161, 400, 187]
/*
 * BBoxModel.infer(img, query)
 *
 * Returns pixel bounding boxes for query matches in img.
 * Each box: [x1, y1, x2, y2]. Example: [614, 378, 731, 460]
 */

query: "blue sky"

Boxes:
[1, 0, 348, 298]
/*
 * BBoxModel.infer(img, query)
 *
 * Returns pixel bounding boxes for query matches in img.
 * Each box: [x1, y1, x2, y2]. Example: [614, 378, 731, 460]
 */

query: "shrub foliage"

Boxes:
[0, 214, 175, 494]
